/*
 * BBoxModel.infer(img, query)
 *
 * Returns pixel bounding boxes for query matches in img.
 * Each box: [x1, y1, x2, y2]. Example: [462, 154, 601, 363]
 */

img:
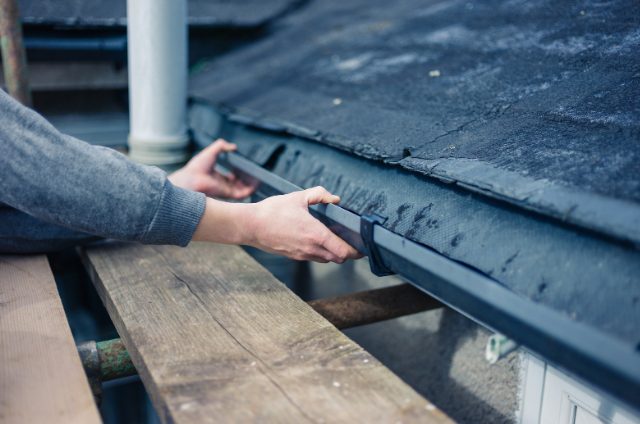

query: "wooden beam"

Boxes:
[0, 255, 101, 424]
[82, 242, 452, 423]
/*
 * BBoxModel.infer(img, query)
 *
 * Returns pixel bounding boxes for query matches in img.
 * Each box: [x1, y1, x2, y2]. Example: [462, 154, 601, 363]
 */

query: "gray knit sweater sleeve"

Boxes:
[0, 89, 206, 252]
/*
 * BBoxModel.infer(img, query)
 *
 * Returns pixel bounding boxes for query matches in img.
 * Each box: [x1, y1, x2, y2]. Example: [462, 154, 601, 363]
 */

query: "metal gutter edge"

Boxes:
[218, 151, 640, 412]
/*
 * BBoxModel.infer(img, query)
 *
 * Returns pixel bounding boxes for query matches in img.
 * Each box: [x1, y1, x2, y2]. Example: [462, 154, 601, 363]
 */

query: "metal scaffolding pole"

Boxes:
[308, 284, 443, 330]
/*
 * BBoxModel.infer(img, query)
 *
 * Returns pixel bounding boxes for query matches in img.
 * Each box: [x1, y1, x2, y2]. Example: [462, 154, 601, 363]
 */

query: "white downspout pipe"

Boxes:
[127, 0, 189, 166]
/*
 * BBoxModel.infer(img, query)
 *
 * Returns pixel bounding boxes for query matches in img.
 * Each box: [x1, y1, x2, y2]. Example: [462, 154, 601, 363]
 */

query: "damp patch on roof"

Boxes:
[190, 0, 640, 245]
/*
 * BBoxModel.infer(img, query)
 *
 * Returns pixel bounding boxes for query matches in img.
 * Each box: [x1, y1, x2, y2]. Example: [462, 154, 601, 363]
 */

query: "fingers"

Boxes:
[231, 182, 257, 199]
[216, 174, 257, 199]
[299, 247, 332, 263]
[196, 172, 256, 199]
[207, 138, 237, 156]
[304, 221, 362, 264]
[299, 187, 362, 263]
[320, 230, 363, 262]
[304, 186, 341, 206]
[223, 179, 256, 199]
[189, 139, 237, 172]
[303, 241, 360, 264]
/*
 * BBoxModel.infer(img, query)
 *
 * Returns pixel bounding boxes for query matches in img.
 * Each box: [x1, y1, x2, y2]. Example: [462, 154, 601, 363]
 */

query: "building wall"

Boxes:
[519, 353, 640, 424]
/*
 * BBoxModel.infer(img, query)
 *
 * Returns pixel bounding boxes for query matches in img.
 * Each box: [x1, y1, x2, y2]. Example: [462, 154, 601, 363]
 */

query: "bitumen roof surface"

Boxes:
[19, 0, 301, 28]
[189, 0, 640, 353]
[191, 0, 640, 246]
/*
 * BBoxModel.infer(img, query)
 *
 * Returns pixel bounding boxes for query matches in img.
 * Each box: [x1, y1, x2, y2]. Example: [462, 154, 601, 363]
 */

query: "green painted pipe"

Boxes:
[96, 338, 136, 381]
[78, 337, 136, 392]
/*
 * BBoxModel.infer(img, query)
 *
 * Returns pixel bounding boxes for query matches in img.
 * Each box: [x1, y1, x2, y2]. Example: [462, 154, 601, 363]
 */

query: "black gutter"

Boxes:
[218, 151, 640, 412]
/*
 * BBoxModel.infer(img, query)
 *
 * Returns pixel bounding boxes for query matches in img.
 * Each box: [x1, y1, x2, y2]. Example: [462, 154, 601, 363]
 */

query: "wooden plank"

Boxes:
[82, 242, 452, 424]
[0, 255, 101, 424]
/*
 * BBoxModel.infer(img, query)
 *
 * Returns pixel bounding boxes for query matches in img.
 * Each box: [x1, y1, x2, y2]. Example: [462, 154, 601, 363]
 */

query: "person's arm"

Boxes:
[0, 89, 204, 247]
[192, 187, 360, 263]
[168, 140, 360, 263]
[0, 90, 360, 262]
[0, 205, 100, 253]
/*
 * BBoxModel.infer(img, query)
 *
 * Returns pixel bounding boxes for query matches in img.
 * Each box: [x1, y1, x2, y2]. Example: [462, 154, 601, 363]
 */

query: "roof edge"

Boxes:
[193, 98, 640, 249]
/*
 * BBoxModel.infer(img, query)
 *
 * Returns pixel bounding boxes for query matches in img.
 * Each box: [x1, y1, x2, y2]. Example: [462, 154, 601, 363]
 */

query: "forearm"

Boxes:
[192, 198, 255, 245]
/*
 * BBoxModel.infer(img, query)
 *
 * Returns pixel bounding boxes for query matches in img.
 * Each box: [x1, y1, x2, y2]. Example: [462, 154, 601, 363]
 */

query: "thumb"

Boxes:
[303, 186, 341, 206]
[189, 139, 237, 172]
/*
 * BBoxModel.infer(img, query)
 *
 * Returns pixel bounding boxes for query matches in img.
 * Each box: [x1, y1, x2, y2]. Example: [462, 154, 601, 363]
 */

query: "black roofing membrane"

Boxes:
[19, 0, 300, 28]
[190, 0, 640, 245]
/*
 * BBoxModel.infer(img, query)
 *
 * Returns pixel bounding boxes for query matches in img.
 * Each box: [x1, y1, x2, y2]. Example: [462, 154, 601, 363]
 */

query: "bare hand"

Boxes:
[169, 139, 256, 199]
[246, 186, 363, 263]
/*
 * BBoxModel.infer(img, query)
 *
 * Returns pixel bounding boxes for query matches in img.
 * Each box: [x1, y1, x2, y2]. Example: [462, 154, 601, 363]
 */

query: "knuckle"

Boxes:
[317, 231, 331, 246]
[303, 232, 318, 246]
[311, 185, 326, 195]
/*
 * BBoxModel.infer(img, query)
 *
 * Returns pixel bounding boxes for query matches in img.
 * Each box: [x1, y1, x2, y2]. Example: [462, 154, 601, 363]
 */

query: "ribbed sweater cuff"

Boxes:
[142, 180, 206, 247]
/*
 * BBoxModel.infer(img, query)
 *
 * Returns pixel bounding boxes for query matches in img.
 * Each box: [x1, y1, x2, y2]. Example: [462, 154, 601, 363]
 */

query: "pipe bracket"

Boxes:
[360, 213, 394, 276]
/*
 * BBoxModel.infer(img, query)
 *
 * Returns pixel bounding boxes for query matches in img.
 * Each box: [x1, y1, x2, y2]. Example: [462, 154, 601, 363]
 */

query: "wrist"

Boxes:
[193, 197, 258, 245]
[232, 201, 259, 246]
[167, 169, 192, 191]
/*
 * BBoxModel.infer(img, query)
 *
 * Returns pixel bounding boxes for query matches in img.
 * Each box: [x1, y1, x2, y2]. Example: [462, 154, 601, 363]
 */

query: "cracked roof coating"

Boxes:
[190, 0, 640, 244]
[19, 0, 300, 28]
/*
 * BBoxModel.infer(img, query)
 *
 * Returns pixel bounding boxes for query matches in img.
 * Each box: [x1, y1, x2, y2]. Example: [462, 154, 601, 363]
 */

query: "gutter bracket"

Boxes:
[360, 213, 394, 276]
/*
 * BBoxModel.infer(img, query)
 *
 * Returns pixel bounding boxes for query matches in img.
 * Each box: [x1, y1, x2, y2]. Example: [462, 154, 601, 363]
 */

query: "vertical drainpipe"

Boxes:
[127, 0, 189, 166]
